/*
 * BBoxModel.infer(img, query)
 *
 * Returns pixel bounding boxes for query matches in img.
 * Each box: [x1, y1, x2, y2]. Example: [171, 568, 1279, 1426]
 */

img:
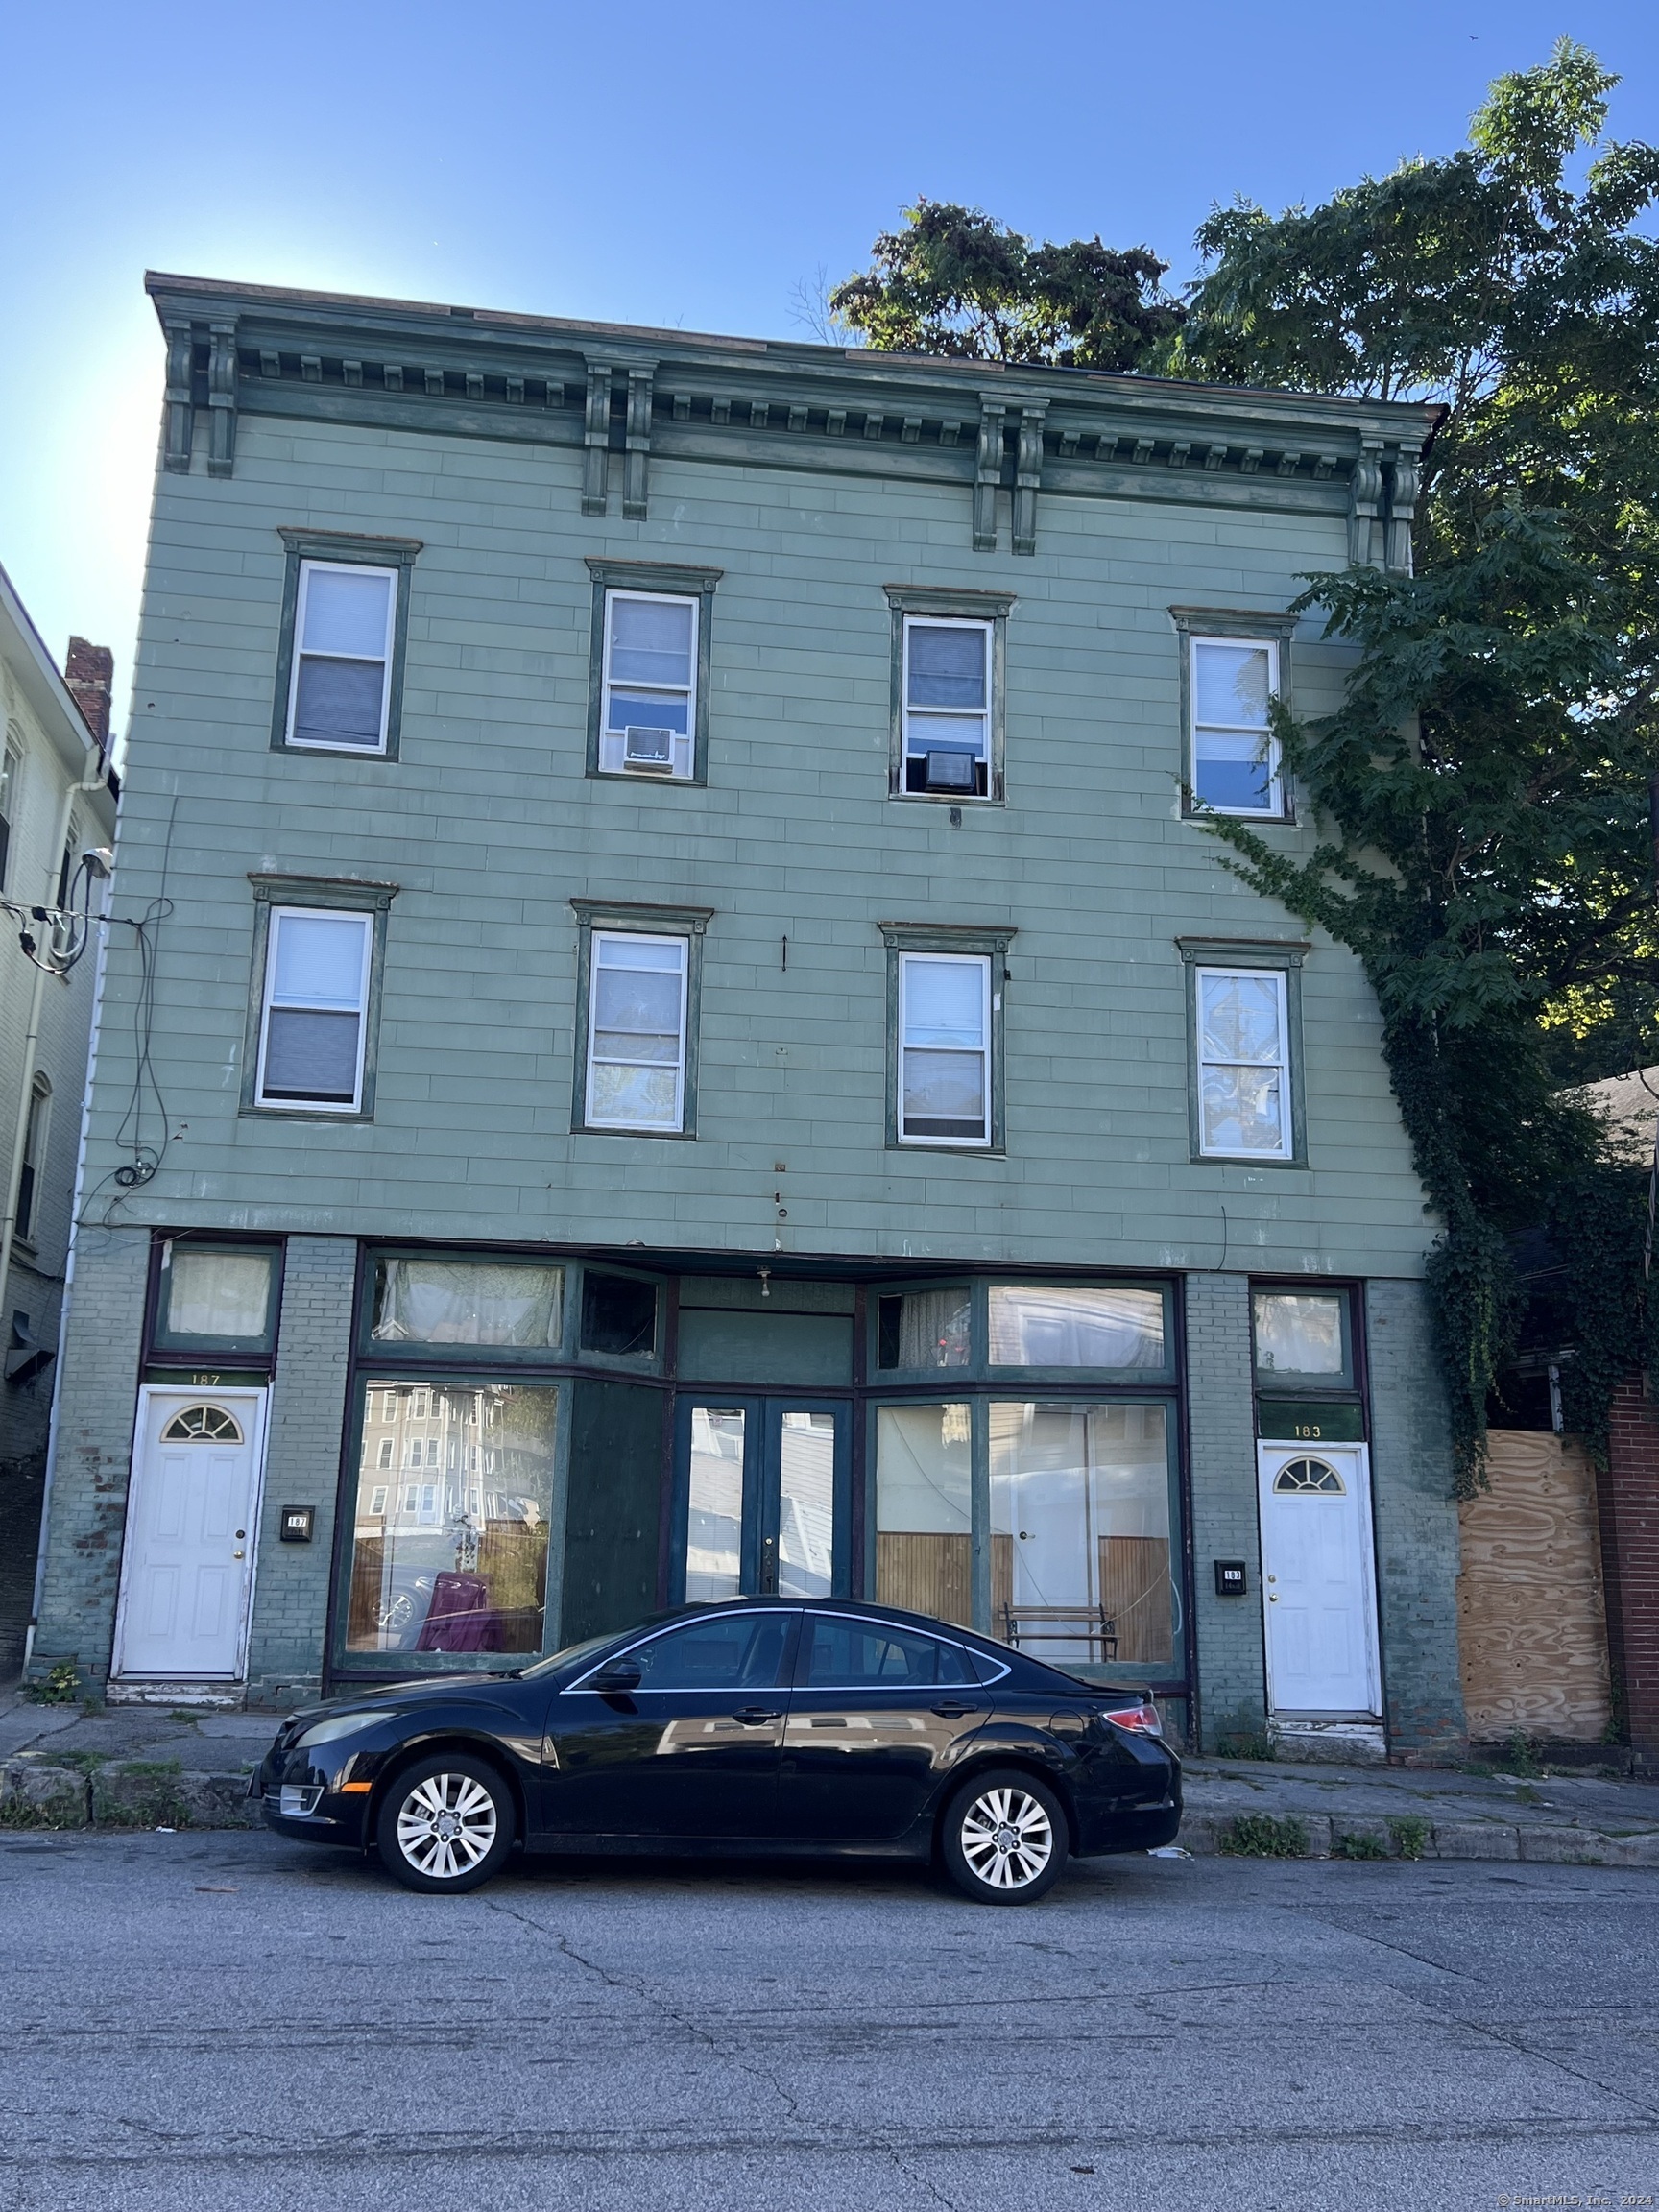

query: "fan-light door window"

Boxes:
[902, 616, 992, 796]
[601, 590, 697, 778]
[1195, 966, 1292, 1160]
[1190, 637, 1282, 815]
[286, 561, 397, 751]
[586, 931, 689, 1131]
[899, 952, 991, 1145]
[256, 907, 373, 1112]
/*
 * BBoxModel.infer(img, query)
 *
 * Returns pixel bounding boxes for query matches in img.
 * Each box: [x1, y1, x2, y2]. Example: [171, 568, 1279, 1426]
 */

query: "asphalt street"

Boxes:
[2, 1829, 1655, 2211]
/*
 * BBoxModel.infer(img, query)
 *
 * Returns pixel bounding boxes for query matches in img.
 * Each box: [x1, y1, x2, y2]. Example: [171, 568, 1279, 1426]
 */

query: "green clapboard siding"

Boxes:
[676, 1309, 854, 1386]
[560, 1380, 664, 1641]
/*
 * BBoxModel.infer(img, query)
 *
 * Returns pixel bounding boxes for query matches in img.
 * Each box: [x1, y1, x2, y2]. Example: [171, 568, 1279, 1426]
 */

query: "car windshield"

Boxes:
[518, 1611, 684, 1681]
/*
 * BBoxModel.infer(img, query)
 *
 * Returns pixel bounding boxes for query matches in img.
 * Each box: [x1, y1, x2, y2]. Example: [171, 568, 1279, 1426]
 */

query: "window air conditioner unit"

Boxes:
[924, 750, 977, 794]
[623, 725, 676, 771]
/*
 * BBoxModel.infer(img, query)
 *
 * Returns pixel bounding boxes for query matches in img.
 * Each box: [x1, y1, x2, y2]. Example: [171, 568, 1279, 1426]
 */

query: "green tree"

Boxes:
[1175, 41, 1659, 1483]
[828, 200, 1184, 370]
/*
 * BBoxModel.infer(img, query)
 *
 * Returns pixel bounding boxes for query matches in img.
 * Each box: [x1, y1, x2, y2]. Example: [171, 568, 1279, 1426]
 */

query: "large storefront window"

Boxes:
[370, 1257, 565, 1350]
[990, 1402, 1174, 1669]
[343, 1382, 559, 1664]
[875, 1403, 973, 1626]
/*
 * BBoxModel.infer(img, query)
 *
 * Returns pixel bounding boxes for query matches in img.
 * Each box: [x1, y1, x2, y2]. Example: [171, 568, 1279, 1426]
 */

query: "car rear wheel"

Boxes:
[375, 1754, 515, 1893]
[942, 1768, 1068, 1905]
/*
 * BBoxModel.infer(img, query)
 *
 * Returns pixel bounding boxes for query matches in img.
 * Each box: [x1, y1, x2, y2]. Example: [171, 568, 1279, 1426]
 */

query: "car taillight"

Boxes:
[1102, 1699, 1162, 1736]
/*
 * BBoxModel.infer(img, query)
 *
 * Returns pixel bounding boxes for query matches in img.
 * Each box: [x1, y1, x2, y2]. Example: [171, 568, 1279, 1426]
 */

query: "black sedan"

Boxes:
[255, 1598, 1182, 1904]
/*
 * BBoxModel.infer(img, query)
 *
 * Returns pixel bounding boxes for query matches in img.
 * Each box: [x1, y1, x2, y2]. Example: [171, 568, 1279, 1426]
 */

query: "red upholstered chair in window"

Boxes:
[414, 1572, 505, 1653]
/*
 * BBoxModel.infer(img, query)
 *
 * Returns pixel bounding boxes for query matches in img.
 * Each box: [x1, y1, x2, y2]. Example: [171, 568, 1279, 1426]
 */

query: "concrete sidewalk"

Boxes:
[6, 1671, 1658, 1859]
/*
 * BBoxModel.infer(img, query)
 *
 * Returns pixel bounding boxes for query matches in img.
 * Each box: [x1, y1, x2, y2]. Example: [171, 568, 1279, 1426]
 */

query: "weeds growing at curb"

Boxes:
[1389, 1816, 1431, 1861]
[1331, 1831, 1390, 1859]
[1219, 1815, 1308, 1858]
[1499, 1732, 1544, 1779]
[22, 1660, 80, 1706]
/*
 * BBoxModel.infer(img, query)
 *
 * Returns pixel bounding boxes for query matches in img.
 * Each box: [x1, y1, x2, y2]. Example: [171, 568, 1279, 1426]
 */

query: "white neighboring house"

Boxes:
[0, 562, 118, 1672]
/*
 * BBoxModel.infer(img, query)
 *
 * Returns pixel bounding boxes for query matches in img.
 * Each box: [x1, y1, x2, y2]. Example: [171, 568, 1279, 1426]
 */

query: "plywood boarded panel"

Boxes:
[1457, 1429, 1611, 1741]
[877, 1532, 972, 1630]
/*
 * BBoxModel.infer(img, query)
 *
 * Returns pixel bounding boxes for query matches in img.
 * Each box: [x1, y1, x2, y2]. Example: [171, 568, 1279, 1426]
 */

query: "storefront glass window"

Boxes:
[685, 1406, 745, 1601]
[156, 1243, 278, 1353]
[875, 1403, 973, 1626]
[343, 1382, 558, 1664]
[875, 1288, 972, 1371]
[370, 1258, 564, 1349]
[990, 1401, 1174, 1670]
[1253, 1291, 1347, 1380]
[988, 1286, 1165, 1370]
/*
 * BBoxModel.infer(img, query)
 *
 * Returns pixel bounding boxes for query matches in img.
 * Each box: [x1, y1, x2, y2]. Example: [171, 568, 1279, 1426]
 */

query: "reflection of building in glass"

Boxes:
[346, 1382, 555, 1657]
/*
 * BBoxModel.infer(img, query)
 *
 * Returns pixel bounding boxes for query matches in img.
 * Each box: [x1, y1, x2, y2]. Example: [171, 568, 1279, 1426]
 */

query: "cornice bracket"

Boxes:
[1349, 438, 1385, 563]
[1012, 403, 1046, 556]
[582, 359, 613, 517]
[973, 398, 1006, 552]
[206, 319, 239, 478]
[162, 318, 194, 474]
[623, 365, 657, 520]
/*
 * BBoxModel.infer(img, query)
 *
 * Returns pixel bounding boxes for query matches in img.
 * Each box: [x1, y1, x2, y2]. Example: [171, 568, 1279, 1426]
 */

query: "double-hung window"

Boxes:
[1194, 965, 1293, 1160]
[600, 590, 697, 778]
[586, 931, 689, 1132]
[899, 952, 992, 1146]
[902, 616, 992, 796]
[255, 907, 373, 1112]
[1189, 636, 1283, 816]
[286, 562, 397, 752]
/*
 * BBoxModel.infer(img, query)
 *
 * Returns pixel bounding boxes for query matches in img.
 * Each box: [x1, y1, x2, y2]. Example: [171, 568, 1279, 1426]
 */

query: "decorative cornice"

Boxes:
[145, 273, 1437, 571]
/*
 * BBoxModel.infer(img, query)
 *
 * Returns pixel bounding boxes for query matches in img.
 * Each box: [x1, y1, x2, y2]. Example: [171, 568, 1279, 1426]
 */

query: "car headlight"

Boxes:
[296, 1711, 384, 1749]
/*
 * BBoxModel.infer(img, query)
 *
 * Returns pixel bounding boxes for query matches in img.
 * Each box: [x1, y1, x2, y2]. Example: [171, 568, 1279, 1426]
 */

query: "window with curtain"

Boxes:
[585, 931, 688, 1131]
[875, 1403, 973, 1627]
[370, 1258, 565, 1350]
[902, 616, 991, 796]
[1195, 967, 1292, 1159]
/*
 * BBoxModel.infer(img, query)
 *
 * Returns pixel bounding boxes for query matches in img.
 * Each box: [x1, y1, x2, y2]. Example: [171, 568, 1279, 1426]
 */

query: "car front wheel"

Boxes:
[375, 1754, 515, 1893]
[942, 1768, 1068, 1905]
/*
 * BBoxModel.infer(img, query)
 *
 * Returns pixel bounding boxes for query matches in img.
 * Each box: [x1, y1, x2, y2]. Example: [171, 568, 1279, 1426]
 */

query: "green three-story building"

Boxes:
[28, 272, 1460, 1758]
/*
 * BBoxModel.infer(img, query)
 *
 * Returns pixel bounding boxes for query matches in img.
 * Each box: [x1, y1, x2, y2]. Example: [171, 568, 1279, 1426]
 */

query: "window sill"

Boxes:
[239, 1103, 373, 1125]
[1190, 1152, 1307, 1171]
[1183, 805, 1295, 826]
[890, 1142, 1005, 1159]
[587, 767, 703, 789]
[890, 790, 1003, 808]
[573, 1123, 697, 1142]
[274, 738, 396, 760]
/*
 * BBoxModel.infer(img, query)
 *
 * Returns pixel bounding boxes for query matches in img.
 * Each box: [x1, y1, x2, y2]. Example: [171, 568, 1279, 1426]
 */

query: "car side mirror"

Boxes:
[591, 1658, 642, 1694]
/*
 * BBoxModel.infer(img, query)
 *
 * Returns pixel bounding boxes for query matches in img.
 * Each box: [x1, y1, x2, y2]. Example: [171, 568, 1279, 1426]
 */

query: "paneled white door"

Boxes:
[1257, 1442, 1381, 1717]
[112, 1387, 268, 1679]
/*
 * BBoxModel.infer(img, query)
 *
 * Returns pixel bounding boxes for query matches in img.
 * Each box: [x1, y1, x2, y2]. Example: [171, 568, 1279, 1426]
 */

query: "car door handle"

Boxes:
[931, 1701, 985, 1719]
[733, 1707, 782, 1725]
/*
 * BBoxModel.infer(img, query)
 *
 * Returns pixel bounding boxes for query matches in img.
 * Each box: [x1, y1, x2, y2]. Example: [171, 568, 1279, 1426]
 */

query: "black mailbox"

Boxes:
[279, 1505, 315, 1544]
[1214, 1558, 1248, 1597]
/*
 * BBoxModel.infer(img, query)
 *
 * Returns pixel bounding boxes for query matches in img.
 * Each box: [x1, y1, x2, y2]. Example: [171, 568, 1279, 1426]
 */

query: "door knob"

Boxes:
[1268, 1594, 1278, 1602]
[233, 1551, 246, 1560]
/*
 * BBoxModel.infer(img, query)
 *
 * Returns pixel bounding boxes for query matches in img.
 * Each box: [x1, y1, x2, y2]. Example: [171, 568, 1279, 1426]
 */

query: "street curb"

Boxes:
[1178, 1809, 1659, 1866]
[1, 1759, 261, 1831]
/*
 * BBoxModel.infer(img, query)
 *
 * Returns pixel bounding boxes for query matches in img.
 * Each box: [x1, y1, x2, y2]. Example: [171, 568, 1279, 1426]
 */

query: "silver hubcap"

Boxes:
[396, 1773, 497, 1880]
[959, 1786, 1053, 1890]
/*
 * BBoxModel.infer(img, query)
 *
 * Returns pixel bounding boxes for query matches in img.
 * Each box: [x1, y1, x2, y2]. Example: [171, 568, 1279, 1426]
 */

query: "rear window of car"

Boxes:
[802, 1618, 974, 1688]
[628, 1612, 792, 1691]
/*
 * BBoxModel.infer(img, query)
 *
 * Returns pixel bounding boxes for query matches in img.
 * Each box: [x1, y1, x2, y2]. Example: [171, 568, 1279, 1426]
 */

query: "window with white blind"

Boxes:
[898, 952, 992, 1146]
[600, 590, 698, 778]
[255, 907, 373, 1112]
[285, 562, 397, 752]
[585, 930, 690, 1132]
[902, 616, 993, 797]
[1190, 637, 1283, 816]
[1194, 966, 1293, 1160]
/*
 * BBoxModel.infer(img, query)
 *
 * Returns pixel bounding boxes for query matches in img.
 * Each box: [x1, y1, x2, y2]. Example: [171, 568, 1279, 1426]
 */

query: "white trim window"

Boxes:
[286, 560, 397, 752]
[1195, 966, 1292, 1159]
[899, 952, 991, 1146]
[587, 930, 689, 1132]
[902, 616, 992, 796]
[255, 907, 373, 1112]
[1190, 637, 1283, 815]
[600, 589, 697, 778]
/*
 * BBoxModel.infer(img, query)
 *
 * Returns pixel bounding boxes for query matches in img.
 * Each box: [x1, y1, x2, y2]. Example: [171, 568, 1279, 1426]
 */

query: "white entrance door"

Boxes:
[112, 1387, 269, 1679]
[1257, 1442, 1380, 1717]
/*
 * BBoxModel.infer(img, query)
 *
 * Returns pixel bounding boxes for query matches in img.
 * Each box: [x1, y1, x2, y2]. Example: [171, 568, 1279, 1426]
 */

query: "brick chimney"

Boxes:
[64, 637, 113, 753]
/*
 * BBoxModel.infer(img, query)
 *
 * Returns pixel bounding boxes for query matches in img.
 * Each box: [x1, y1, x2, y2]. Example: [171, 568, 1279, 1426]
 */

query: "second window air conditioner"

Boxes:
[623, 725, 676, 772]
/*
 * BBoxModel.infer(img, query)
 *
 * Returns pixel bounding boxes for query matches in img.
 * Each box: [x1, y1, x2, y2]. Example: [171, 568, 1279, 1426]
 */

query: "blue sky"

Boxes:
[3, 0, 1655, 732]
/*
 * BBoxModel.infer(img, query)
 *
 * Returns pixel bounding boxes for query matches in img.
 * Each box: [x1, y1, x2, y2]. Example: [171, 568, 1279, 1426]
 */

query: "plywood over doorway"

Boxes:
[1457, 1429, 1611, 1742]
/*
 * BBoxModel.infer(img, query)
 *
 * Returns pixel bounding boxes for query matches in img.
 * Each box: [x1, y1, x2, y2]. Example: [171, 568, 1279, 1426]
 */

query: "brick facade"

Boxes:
[1366, 1279, 1466, 1759]
[1599, 1377, 1659, 1768]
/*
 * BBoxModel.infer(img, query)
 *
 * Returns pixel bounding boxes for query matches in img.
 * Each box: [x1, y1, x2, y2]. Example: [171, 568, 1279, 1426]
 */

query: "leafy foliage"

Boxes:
[829, 200, 1184, 370]
[1179, 43, 1659, 1484]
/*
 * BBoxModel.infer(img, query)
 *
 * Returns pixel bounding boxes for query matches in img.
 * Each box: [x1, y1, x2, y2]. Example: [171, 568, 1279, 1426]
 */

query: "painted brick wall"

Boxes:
[1599, 1377, 1659, 1768]
[27, 1225, 150, 1687]
[1366, 1277, 1465, 1757]
[243, 1236, 357, 1707]
[1184, 1271, 1265, 1747]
